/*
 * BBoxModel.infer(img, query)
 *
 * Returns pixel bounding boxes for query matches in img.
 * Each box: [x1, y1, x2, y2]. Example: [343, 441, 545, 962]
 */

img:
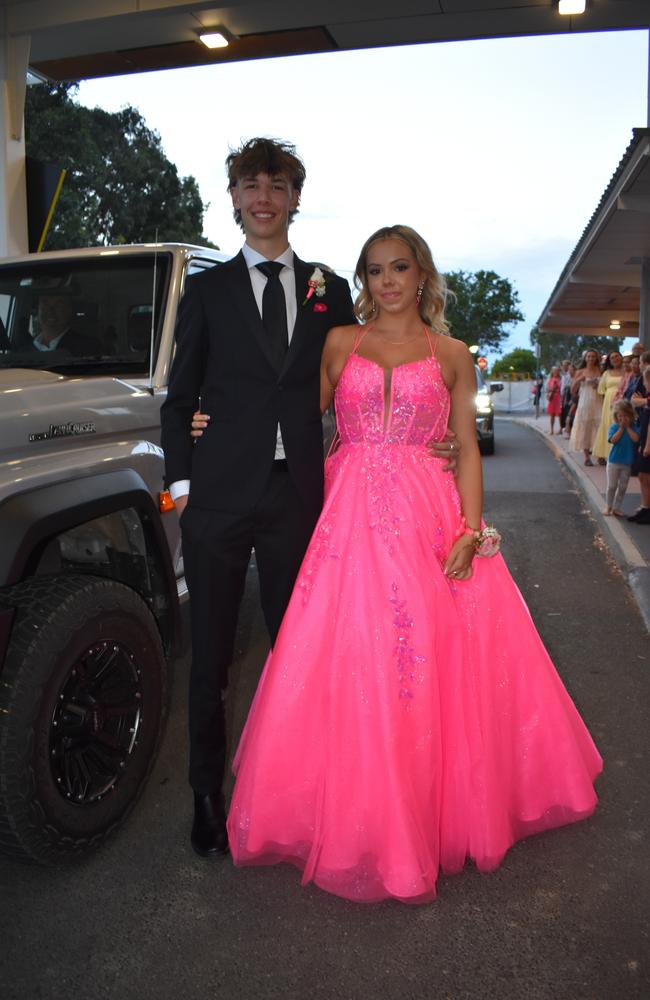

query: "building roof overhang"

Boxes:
[2, 0, 647, 82]
[538, 128, 650, 340]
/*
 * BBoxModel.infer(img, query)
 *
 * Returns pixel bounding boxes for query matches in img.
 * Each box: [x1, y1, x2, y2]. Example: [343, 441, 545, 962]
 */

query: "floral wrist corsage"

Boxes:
[473, 526, 502, 557]
[454, 517, 502, 557]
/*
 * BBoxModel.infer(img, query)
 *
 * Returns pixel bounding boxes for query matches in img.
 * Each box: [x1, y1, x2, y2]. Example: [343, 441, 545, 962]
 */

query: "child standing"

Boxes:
[605, 399, 639, 517]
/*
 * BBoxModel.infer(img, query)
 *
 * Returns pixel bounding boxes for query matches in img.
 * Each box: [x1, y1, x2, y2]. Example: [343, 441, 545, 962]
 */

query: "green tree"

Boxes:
[491, 348, 538, 377]
[25, 82, 216, 249]
[529, 326, 624, 370]
[444, 270, 524, 352]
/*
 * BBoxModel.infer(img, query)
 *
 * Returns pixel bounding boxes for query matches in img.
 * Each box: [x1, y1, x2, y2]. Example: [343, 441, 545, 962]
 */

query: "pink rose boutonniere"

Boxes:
[303, 266, 326, 306]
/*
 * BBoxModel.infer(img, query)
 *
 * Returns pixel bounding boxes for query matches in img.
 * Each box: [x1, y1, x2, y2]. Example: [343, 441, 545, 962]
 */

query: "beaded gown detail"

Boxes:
[227, 335, 602, 904]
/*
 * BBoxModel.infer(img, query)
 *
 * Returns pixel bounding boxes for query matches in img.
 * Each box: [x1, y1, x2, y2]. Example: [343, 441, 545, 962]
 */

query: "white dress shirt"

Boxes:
[32, 329, 68, 351]
[169, 244, 297, 501]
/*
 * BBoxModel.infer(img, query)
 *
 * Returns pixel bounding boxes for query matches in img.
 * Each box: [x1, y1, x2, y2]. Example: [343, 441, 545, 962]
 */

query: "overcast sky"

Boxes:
[78, 28, 649, 358]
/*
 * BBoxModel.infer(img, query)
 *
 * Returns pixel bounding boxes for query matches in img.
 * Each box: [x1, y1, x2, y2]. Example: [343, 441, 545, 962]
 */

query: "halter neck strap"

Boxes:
[352, 323, 371, 353]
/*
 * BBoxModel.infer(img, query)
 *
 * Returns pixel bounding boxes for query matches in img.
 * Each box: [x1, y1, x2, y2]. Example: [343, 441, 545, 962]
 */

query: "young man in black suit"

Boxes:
[161, 138, 356, 856]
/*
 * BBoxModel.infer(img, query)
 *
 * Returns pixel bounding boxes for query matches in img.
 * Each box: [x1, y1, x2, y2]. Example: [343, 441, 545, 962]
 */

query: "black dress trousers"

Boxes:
[182, 461, 318, 794]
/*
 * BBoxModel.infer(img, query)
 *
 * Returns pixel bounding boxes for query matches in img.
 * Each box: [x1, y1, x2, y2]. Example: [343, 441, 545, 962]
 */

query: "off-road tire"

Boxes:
[0, 575, 168, 864]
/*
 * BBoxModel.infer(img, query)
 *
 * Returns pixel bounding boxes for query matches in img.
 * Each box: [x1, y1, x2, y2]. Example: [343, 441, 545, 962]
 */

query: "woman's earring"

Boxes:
[371, 298, 376, 314]
[416, 282, 424, 306]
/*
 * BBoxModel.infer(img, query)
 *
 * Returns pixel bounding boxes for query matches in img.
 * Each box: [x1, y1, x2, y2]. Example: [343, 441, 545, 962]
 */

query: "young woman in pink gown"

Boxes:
[226, 225, 602, 903]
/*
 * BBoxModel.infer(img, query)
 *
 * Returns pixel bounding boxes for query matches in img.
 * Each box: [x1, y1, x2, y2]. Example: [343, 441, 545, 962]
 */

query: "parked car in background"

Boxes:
[475, 365, 503, 455]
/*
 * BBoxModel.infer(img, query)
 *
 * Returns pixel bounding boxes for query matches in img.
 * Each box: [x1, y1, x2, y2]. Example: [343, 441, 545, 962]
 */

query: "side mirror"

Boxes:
[489, 382, 504, 393]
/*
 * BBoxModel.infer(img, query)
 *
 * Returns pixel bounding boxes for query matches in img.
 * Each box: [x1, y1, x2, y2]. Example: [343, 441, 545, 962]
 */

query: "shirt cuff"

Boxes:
[169, 480, 190, 501]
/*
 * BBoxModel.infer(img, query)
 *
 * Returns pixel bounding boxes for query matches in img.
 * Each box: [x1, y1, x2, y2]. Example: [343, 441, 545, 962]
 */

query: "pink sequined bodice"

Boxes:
[335, 354, 450, 446]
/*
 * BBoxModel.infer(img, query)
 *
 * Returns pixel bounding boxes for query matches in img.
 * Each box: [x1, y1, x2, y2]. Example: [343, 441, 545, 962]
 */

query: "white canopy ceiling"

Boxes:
[1, 0, 648, 81]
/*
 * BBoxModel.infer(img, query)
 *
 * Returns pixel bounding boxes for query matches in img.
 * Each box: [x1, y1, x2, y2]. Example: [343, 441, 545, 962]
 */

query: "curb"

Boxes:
[511, 417, 650, 634]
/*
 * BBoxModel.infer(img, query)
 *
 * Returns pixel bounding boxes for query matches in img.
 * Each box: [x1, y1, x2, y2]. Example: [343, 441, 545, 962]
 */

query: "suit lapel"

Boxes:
[223, 251, 280, 373]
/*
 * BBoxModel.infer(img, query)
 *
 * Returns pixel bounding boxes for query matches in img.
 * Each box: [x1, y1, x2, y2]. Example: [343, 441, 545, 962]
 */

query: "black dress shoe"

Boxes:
[191, 791, 229, 857]
[628, 508, 650, 523]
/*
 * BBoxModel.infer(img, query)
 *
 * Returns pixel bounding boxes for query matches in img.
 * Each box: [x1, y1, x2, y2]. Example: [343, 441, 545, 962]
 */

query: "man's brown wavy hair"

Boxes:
[226, 137, 306, 230]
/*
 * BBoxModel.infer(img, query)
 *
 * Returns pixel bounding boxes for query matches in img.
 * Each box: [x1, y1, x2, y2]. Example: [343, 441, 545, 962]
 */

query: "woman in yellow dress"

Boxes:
[591, 351, 624, 462]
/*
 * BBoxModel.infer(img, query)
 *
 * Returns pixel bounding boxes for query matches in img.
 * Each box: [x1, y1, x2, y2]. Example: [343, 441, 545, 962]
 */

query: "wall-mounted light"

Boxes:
[609, 320, 621, 330]
[199, 30, 230, 49]
[558, 0, 586, 14]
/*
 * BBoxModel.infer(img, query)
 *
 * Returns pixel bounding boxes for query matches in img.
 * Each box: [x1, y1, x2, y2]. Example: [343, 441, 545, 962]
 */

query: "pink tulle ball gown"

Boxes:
[227, 331, 603, 904]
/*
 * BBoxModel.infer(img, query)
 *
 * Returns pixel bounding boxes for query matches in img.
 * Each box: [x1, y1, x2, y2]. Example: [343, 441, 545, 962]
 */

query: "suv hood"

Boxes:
[0, 368, 160, 458]
[0, 367, 64, 388]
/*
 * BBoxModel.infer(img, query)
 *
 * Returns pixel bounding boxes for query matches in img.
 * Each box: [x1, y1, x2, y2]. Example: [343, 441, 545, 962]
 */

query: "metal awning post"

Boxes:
[640, 259, 650, 349]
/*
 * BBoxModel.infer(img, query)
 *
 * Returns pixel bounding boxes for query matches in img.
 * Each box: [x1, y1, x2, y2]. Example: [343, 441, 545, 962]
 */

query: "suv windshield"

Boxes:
[0, 253, 170, 375]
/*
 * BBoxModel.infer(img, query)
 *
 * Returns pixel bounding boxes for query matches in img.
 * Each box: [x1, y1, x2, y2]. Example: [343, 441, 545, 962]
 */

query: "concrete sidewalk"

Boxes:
[510, 415, 650, 633]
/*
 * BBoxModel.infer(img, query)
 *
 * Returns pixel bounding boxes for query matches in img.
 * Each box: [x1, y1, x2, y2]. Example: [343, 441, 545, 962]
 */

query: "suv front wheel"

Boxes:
[0, 575, 168, 864]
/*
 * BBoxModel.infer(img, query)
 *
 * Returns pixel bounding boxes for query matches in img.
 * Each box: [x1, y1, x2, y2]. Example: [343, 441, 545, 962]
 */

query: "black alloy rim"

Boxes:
[49, 640, 143, 804]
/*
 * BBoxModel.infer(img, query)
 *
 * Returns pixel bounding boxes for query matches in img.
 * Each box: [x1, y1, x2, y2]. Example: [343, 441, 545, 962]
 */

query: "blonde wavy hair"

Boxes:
[353, 225, 450, 334]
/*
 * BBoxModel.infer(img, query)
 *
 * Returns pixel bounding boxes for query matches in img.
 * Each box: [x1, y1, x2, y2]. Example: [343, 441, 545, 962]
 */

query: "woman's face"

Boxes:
[585, 350, 599, 367]
[631, 356, 641, 374]
[609, 352, 623, 368]
[365, 238, 423, 316]
[550, 367, 560, 378]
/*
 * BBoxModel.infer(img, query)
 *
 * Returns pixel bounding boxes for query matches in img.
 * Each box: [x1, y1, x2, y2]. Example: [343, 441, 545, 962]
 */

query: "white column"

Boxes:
[0, 33, 30, 258]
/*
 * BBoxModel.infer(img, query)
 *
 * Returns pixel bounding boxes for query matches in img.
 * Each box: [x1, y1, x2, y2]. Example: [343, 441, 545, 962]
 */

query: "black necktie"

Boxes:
[256, 261, 288, 368]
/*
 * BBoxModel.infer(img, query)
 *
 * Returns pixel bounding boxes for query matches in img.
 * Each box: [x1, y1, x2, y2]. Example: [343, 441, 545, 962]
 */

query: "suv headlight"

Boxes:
[475, 392, 492, 414]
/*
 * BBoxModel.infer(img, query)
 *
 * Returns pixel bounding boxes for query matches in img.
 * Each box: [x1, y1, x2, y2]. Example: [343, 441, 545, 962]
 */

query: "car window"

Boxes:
[0, 253, 171, 375]
[475, 365, 488, 390]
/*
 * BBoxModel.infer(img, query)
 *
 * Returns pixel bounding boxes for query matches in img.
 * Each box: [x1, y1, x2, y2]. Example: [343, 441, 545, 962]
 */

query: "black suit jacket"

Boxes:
[160, 251, 356, 515]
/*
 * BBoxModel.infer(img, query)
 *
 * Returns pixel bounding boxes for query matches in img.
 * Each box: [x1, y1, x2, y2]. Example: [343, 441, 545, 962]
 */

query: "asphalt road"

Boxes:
[2, 419, 649, 1000]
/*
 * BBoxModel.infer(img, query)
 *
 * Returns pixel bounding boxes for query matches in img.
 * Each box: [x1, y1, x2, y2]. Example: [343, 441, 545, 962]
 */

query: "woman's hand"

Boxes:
[443, 535, 475, 581]
[191, 411, 210, 437]
[427, 430, 460, 472]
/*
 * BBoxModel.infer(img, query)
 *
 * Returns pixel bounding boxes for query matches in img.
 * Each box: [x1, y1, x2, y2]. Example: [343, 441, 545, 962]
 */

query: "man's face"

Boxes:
[38, 295, 73, 339]
[230, 172, 298, 245]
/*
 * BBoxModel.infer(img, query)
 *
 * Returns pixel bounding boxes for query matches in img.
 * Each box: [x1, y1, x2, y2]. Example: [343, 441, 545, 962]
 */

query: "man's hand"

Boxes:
[175, 494, 189, 518]
[427, 429, 460, 472]
[191, 411, 210, 438]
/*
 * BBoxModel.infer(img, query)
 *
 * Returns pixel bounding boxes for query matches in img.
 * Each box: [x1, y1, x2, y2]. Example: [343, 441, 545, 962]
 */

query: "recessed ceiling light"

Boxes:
[558, 0, 586, 14]
[609, 320, 621, 330]
[199, 31, 229, 49]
